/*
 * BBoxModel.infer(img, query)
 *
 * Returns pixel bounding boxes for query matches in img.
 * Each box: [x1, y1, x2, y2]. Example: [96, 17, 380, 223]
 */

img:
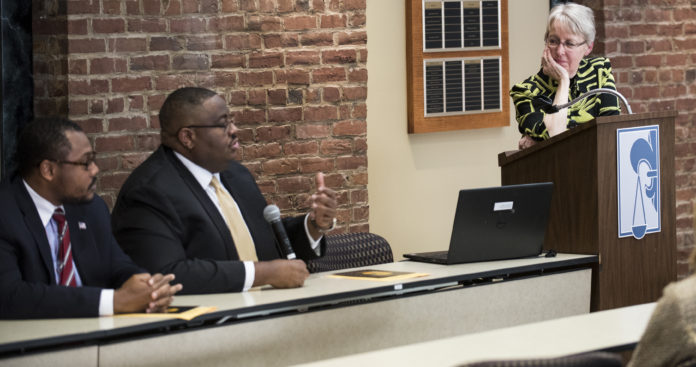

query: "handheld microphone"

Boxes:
[263, 204, 296, 260]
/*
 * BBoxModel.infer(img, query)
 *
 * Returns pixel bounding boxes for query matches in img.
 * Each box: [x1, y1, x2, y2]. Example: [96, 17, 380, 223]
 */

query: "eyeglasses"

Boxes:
[181, 118, 235, 133]
[546, 37, 586, 50]
[52, 152, 97, 170]
[186, 124, 230, 130]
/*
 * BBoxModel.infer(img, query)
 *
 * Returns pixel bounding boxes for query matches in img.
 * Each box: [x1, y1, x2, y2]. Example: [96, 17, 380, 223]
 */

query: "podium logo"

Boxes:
[617, 125, 661, 239]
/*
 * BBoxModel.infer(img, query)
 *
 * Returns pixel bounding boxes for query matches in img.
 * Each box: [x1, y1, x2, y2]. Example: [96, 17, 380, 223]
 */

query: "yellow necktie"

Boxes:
[210, 177, 258, 262]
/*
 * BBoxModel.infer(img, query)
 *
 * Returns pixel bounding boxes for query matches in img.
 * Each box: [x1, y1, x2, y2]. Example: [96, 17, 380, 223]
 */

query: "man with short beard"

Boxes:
[0, 117, 182, 319]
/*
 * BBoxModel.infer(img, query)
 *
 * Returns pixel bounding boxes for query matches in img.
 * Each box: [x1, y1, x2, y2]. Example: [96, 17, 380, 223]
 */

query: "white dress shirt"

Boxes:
[173, 152, 321, 291]
[23, 180, 114, 316]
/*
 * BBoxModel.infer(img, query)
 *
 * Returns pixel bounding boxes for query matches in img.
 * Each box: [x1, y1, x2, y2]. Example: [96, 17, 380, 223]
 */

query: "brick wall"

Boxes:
[580, 0, 696, 278]
[33, 0, 369, 233]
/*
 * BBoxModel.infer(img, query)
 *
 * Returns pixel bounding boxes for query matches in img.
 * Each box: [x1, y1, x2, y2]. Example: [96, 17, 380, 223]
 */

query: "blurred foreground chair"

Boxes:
[306, 232, 393, 273]
[459, 352, 623, 367]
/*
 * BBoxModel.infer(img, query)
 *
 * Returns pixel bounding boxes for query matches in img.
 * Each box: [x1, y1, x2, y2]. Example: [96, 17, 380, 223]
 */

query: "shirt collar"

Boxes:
[22, 180, 64, 227]
[173, 151, 221, 189]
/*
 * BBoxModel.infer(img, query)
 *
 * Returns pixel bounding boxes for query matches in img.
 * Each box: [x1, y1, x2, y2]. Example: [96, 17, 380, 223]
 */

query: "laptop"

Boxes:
[403, 182, 553, 265]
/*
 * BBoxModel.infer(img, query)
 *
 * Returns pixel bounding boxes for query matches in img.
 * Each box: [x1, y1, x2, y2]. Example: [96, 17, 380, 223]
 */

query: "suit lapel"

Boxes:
[14, 180, 56, 284]
[219, 170, 253, 223]
[219, 170, 249, 237]
[162, 147, 239, 259]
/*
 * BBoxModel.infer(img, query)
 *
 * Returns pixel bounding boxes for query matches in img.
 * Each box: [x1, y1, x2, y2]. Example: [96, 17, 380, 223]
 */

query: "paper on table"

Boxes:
[328, 269, 429, 281]
[116, 306, 218, 321]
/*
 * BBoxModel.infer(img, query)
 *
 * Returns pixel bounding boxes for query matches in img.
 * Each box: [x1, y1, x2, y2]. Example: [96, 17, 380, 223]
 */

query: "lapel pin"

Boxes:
[78, 222, 87, 230]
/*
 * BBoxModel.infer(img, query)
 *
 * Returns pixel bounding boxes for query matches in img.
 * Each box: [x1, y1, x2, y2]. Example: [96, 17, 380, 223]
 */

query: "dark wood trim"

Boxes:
[499, 111, 677, 310]
[406, 0, 510, 134]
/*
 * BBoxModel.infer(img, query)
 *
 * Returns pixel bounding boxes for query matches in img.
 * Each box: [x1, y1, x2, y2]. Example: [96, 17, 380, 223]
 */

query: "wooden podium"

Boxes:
[499, 111, 677, 311]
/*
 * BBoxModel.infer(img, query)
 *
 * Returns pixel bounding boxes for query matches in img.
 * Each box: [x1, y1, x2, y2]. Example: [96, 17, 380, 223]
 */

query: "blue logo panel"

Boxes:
[617, 125, 661, 239]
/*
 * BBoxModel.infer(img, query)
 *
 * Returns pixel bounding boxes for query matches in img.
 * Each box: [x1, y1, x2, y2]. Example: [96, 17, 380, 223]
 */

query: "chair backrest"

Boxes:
[306, 232, 393, 273]
[459, 352, 624, 367]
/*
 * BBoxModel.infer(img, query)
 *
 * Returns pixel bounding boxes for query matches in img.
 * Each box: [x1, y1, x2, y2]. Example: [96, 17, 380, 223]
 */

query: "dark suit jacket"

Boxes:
[111, 146, 324, 294]
[0, 177, 142, 319]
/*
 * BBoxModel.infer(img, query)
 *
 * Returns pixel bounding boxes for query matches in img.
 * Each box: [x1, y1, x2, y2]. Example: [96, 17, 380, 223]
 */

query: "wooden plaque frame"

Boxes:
[406, 0, 509, 134]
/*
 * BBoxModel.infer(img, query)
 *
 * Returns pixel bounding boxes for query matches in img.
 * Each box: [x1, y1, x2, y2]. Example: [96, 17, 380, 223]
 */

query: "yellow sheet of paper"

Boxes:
[328, 271, 429, 281]
[116, 306, 218, 321]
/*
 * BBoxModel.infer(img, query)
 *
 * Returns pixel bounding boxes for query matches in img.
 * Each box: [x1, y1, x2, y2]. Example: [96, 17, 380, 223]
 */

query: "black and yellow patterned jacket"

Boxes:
[510, 57, 621, 140]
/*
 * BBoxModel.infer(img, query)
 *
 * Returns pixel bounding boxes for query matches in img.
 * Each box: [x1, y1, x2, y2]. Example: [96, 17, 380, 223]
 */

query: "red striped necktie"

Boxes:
[52, 208, 77, 287]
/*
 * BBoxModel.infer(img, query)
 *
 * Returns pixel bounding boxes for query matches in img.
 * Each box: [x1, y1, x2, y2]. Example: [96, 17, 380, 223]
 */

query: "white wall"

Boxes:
[366, 0, 549, 258]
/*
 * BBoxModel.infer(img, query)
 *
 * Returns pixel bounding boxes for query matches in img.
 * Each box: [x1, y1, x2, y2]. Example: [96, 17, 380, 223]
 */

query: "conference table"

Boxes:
[296, 302, 656, 366]
[0, 253, 596, 366]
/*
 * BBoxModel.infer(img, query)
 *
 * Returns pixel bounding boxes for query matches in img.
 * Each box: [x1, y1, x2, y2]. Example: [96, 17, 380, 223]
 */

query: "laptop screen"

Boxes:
[445, 182, 554, 264]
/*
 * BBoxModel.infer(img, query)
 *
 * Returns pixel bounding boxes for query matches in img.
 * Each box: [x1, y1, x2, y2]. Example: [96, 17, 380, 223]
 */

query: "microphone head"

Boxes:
[263, 204, 281, 223]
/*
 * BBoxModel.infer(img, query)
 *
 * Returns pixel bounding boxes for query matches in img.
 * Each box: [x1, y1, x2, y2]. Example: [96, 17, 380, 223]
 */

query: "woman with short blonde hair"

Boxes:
[510, 2, 621, 150]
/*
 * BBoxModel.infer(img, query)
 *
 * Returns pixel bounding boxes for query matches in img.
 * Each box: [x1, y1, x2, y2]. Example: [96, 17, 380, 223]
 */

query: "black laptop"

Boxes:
[404, 182, 554, 265]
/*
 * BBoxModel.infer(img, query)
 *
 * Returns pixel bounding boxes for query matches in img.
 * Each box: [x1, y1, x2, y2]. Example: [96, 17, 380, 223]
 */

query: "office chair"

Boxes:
[459, 351, 623, 367]
[306, 232, 393, 273]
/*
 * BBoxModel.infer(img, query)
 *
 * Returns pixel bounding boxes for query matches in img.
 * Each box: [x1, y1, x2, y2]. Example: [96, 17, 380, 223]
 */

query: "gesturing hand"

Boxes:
[308, 172, 337, 233]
